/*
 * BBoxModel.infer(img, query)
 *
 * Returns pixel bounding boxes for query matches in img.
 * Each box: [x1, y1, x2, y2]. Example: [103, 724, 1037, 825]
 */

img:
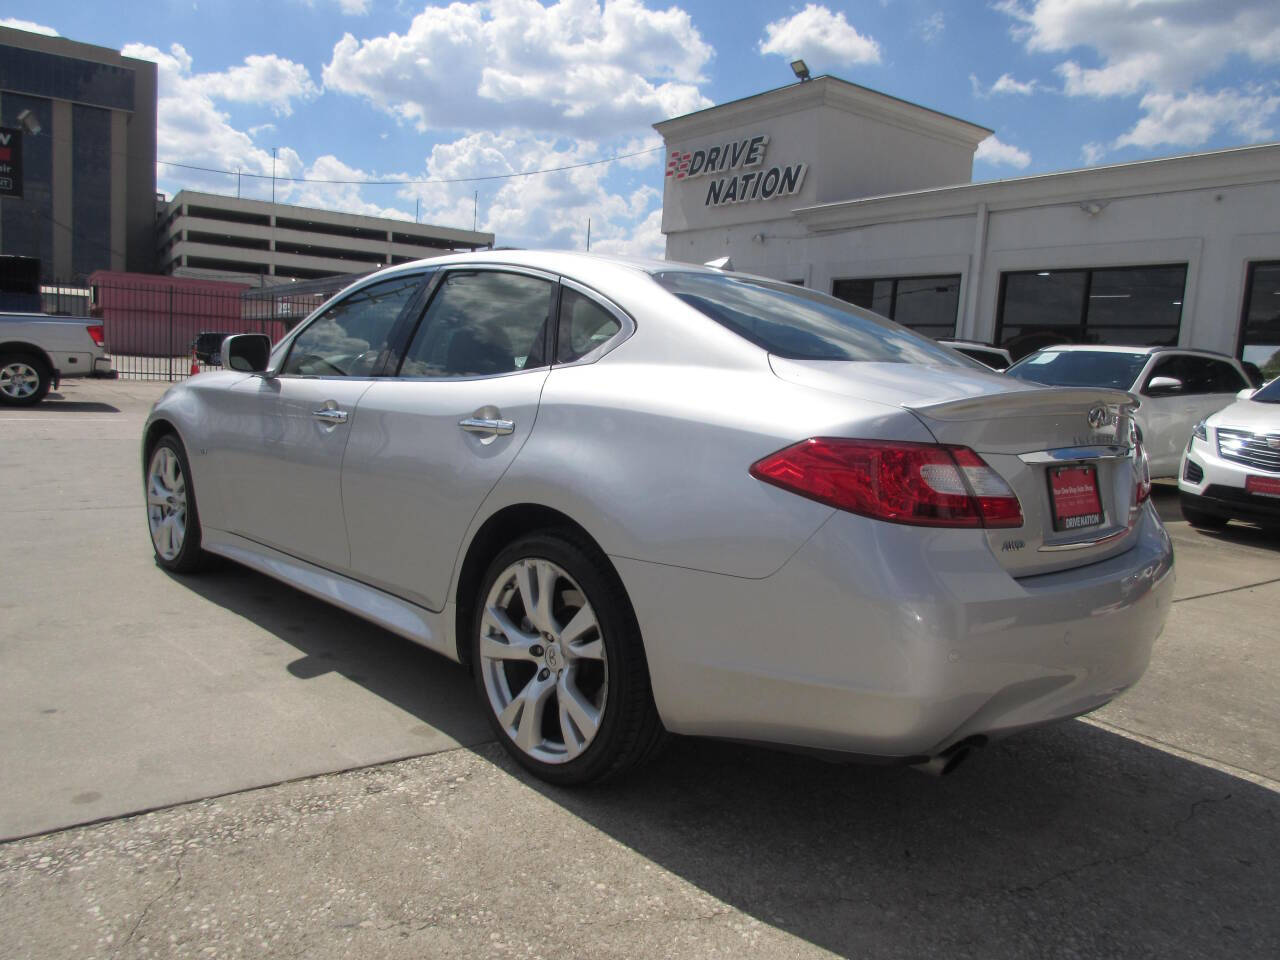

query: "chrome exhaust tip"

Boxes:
[913, 736, 986, 777]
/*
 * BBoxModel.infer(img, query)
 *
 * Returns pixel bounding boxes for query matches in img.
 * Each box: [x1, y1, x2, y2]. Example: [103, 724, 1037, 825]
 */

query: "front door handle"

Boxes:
[459, 417, 515, 436]
[312, 407, 349, 425]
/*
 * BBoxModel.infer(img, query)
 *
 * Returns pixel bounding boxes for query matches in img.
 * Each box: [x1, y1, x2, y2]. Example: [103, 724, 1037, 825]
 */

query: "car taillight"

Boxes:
[87, 324, 105, 347]
[1134, 441, 1151, 505]
[749, 438, 1023, 529]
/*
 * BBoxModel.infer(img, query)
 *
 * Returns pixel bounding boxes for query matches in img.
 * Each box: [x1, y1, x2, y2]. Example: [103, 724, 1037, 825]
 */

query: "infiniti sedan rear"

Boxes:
[142, 252, 1173, 784]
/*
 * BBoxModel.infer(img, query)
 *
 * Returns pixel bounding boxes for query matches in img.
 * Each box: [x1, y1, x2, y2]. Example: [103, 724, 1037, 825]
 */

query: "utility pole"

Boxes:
[415, 197, 419, 224]
[473, 191, 478, 232]
[271, 147, 277, 205]
[236, 168, 241, 198]
[586, 218, 591, 251]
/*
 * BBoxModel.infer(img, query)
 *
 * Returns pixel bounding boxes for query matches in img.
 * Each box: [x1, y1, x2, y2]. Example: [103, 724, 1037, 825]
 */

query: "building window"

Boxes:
[1239, 261, 1280, 381]
[831, 274, 960, 339]
[996, 264, 1186, 360]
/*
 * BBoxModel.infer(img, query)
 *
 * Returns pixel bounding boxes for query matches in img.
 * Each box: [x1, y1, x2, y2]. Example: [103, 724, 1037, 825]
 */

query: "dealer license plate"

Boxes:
[1245, 475, 1280, 499]
[1049, 464, 1104, 531]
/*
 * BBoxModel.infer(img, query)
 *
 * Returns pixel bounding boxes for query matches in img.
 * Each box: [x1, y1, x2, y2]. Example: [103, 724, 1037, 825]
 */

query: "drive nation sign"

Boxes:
[0, 127, 23, 199]
[666, 133, 806, 208]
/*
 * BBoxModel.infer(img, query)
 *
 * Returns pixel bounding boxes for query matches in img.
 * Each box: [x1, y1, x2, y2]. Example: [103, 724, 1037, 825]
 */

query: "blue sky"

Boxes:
[4, 1, 1278, 255]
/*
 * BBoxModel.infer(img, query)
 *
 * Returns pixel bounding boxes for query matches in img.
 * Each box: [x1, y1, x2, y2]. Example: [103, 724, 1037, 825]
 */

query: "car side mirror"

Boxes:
[1237, 387, 1256, 401]
[221, 334, 272, 373]
[1145, 375, 1183, 395]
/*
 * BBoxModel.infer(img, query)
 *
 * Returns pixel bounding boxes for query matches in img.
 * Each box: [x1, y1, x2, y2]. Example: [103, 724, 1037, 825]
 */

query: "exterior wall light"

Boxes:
[791, 59, 811, 81]
[17, 108, 42, 136]
[1079, 199, 1109, 215]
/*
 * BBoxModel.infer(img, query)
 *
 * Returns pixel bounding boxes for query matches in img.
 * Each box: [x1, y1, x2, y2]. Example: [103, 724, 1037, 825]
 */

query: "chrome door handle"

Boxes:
[459, 417, 514, 436]
[312, 408, 349, 425]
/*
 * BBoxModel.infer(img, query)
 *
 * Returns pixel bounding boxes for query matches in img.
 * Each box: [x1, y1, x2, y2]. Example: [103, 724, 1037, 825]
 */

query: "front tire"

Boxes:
[472, 530, 664, 785]
[145, 435, 207, 573]
[0, 353, 51, 406]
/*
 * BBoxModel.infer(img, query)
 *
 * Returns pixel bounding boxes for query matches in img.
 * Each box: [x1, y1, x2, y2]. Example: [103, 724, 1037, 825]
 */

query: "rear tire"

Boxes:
[472, 530, 665, 785]
[145, 434, 207, 573]
[0, 352, 51, 406]
[1182, 504, 1228, 530]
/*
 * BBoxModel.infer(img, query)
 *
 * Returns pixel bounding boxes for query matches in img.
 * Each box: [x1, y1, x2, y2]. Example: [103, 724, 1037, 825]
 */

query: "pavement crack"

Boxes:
[1174, 576, 1280, 604]
[114, 851, 184, 957]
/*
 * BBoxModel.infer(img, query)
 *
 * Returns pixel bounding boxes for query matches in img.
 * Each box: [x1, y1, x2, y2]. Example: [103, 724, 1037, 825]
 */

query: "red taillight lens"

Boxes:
[1134, 441, 1151, 505]
[87, 324, 105, 347]
[750, 438, 1023, 529]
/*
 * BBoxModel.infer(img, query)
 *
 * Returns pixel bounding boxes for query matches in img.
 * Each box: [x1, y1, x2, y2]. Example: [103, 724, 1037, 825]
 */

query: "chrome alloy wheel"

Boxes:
[479, 558, 609, 764]
[0, 360, 40, 400]
[147, 446, 188, 561]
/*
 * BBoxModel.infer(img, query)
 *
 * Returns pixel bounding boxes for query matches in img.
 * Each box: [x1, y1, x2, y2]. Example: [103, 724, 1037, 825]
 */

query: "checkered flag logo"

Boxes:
[666, 150, 692, 179]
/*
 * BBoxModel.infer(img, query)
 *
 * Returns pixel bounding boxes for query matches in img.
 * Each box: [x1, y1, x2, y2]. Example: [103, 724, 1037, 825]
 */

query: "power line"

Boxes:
[156, 145, 664, 186]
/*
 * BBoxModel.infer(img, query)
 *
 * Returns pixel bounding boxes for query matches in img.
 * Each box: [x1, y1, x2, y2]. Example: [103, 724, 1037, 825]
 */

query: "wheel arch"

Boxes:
[453, 503, 624, 669]
[142, 417, 181, 470]
[0, 341, 55, 373]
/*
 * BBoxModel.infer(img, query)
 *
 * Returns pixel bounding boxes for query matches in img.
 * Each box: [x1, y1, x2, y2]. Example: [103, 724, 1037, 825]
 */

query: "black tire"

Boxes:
[472, 529, 665, 786]
[0, 352, 52, 407]
[144, 434, 208, 573]
[1182, 504, 1228, 530]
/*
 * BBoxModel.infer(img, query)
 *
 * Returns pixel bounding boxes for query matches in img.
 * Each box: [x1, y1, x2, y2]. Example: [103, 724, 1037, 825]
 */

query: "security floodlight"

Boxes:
[17, 108, 41, 135]
[790, 59, 810, 81]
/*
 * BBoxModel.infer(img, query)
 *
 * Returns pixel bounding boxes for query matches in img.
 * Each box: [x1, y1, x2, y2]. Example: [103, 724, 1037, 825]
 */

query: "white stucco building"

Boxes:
[655, 77, 1280, 376]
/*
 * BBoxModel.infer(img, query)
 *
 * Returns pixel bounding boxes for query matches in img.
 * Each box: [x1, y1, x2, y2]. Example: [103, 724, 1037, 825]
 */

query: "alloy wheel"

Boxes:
[147, 446, 188, 561]
[0, 361, 40, 400]
[478, 557, 609, 764]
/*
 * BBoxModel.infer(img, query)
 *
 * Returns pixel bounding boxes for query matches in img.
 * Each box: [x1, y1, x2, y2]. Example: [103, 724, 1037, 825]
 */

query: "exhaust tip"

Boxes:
[913, 736, 986, 777]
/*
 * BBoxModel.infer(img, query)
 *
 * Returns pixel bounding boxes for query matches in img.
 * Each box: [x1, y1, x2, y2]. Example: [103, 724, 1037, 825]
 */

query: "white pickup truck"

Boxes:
[1, 313, 112, 406]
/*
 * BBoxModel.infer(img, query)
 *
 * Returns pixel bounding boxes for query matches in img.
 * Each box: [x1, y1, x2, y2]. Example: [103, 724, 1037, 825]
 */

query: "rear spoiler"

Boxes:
[904, 387, 1137, 422]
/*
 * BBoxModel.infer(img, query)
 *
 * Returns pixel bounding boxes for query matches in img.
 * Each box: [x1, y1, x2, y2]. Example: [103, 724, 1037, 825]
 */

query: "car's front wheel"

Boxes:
[472, 531, 664, 785]
[0, 353, 51, 406]
[146, 434, 207, 573]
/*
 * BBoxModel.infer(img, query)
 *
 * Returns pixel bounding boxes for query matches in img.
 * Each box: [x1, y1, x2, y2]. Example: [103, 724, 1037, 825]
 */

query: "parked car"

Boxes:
[1, 311, 112, 405]
[142, 252, 1173, 784]
[191, 331, 238, 365]
[1179, 377, 1280, 530]
[935, 338, 1013, 371]
[1006, 345, 1252, 478]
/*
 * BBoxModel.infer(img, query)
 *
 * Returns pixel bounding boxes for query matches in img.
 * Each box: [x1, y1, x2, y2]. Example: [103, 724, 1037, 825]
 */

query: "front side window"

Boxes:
[656, 271, 970, 366]
[1006, 350, 1149, 390]
[400, 270, 555, 378]
[281, 274, 423, 376]
[1144, 355, 1246, 395]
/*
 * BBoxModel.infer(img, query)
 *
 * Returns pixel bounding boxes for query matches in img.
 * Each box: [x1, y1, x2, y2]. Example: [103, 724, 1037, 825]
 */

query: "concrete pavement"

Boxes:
[1, 378, 1277, 958]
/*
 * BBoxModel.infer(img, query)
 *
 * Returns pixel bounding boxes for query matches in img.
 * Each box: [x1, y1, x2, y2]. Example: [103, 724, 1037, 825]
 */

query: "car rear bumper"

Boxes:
[617, 502, 1173, 760]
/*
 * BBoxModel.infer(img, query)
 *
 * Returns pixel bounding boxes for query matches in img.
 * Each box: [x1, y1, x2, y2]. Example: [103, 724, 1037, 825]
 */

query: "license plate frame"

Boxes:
[1245, 475, 1280, 499]
[1048, 464, 1104, 532]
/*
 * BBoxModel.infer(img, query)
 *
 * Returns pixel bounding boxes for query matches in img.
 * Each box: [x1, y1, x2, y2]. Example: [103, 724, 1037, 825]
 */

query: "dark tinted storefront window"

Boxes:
[72, 104, 112, 279]
[996, 264, 1185, 360]
[1239, 261, 1280, 381]
[0, 45, 134, 111]
[0, 95, 54, 281]
[831, 274, 960, 339]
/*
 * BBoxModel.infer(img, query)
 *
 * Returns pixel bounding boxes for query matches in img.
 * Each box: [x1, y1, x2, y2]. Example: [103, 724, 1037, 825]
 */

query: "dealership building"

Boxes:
[655, 76, 1280, 374]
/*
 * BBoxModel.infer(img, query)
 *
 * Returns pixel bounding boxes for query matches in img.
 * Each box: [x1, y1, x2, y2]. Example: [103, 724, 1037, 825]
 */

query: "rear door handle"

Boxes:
[312, 407, 349, 425]
[459, 417, 515, 436]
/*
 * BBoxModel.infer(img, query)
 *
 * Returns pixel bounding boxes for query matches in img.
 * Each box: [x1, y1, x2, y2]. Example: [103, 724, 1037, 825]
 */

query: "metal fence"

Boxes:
[41, 273, 362, 381]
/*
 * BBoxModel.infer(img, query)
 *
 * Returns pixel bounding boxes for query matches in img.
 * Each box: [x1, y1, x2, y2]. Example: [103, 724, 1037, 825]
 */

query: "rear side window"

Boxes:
[1007, 350, 1148, 390]
[400, 270, 554, 378]
[557, 287, 621, 363]
[281, 274, 422, 377]
[653, 271, 969, 365]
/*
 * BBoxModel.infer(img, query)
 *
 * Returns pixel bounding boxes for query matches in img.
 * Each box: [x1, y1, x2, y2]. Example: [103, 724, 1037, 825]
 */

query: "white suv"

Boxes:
[1006, 346, 1253, 478]
[1178, 377, 1280, 530]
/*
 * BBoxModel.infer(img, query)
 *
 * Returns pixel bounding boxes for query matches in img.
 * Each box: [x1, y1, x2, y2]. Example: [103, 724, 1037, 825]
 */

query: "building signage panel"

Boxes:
[667, 133, 806, 208]
[0, 127, 23, 199]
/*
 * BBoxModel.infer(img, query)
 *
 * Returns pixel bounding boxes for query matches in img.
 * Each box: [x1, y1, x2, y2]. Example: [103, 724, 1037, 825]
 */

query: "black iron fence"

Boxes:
[40, 273, 362, 381]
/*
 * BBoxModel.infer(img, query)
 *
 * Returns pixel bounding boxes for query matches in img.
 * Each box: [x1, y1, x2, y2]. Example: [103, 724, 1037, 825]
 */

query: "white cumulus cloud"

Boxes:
[0, 17, 58, 35]
[975, 135, 1032, 169]
[195, 54, 319, 116]
[759, 4, 882, 68]
[322, 0, 713, 137]
[1114, 88, 1280, 150]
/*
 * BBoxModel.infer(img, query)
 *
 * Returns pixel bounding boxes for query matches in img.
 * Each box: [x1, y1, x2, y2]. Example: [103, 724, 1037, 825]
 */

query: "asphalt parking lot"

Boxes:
[2, 378, 1278, 959]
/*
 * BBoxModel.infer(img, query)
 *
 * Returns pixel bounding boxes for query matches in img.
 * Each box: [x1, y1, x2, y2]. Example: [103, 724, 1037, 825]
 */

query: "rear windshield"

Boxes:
[1253, 378, 1280, 403]
[654, 271, 972, 366]
[1006, 350, 1148, 390]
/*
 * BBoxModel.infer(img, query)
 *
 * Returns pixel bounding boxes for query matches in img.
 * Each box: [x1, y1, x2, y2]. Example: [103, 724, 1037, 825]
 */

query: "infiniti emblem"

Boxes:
[1087, 406, 1113, 429]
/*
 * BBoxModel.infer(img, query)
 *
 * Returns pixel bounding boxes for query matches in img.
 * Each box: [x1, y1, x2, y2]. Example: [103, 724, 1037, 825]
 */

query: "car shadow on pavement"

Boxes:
[166, 559, 490, 750]
[518, 726, 1280, 959]
[170, 557, 1280, 958]
[33, 397, 122, 413]
[1152, 483, 1279, 551]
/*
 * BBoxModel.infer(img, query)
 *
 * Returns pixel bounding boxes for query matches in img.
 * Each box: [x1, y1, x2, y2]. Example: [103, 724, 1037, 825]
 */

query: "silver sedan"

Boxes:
[142, 252, 1174, 784]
